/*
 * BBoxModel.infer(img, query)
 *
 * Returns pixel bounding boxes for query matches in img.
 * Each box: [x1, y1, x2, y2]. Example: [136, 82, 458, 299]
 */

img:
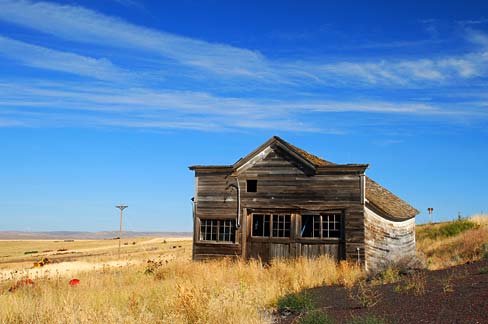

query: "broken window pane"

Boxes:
[301, 215, 320, 238]
[252, 214, 270, 237]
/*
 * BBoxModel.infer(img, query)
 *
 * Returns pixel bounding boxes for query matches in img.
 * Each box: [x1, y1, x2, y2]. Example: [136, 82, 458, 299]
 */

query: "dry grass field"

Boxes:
[0, 238, 362, 324]
[0, 237, 191, 282]
[1, 215, 487, 324]
[416, 214, 488, 270]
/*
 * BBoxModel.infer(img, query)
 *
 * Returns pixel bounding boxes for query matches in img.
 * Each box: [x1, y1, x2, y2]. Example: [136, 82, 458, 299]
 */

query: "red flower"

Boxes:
[69, 279, 80, 286]
[8, 278, 34, 292]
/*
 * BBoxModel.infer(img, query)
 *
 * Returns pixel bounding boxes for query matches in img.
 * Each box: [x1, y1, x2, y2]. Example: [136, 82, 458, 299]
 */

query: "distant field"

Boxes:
[0, 231, 192, 240]
[0, 237, 192, 282]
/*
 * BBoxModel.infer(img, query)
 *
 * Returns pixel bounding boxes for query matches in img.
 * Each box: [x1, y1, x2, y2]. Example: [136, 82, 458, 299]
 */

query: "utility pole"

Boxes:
[115, 205, 128, 259]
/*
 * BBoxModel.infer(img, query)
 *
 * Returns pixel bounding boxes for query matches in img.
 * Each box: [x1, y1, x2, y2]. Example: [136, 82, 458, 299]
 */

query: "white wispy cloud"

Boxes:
[0, 80, 478, 132]
[1, 0, 488, 87]
[0, 0, 273, 79]
[0, 1, 487, 132]
[0, 35, 127, 81]
[465, 28, 488, 48]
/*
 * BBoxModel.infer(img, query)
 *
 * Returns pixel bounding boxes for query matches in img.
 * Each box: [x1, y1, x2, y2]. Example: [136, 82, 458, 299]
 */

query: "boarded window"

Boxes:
[300, 212, 342, 239]
[246, 179, 257, 192]
[200, 219, 236, 242]
[252, 213, 291, 238]
[252, 214, 270, 237]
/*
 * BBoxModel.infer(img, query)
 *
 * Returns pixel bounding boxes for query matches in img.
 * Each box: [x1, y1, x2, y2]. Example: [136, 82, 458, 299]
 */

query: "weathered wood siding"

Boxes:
[364, 205, 416, 273]
[239, 145, 364, 262]
[193, 145, 365, 261]
[192, 169, 242, 258]
[194, 169, 236, 219]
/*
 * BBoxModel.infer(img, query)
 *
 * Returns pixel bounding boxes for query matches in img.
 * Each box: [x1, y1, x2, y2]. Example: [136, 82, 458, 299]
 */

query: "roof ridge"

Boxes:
[272, 136, 334, 167]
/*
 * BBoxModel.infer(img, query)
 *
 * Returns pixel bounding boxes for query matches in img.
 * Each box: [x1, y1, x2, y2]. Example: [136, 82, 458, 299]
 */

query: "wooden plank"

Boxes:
[193, 145, 366, 262]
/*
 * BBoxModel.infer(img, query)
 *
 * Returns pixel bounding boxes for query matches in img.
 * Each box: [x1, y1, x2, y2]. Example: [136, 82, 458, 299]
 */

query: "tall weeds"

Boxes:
[416, 215, 488, 269]
[0, 256, 363, 324]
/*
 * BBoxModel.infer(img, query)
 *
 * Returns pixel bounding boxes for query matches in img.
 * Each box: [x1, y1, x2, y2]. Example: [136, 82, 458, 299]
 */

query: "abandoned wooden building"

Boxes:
[189, 136, 419, 272]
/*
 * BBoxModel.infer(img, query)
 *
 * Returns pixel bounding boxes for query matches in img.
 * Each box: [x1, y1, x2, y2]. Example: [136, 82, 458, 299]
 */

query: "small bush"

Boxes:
[277, 292, 314, 313]
[347, 280, 382, 308]
[378, 267, 401, 284]
[481, 243, 488, 260]
[297, 310, 336, 324]
[394, 271, 427, 296]
[419, 220, 478, 241]
[478, 266, 488, 274]
[349, 315, 390, 324]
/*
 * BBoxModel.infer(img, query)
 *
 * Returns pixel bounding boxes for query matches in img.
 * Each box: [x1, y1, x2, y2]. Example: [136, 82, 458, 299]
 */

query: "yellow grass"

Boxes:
[8, 213, 486, 323]
[416, 214, 488, 270]
[0, 238, 191, 271]
[469, 214, 488, 226]
[0, 240, 363, 324]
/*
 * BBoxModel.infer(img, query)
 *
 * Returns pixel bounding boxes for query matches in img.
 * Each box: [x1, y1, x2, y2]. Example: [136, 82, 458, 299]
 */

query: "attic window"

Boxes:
[247, 179, 257, 192]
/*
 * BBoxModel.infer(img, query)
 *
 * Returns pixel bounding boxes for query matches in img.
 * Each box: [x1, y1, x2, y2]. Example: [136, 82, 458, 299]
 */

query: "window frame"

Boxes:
[246, 179, 258, 193]
[198, 218, 237, 244]
[251, 213, 292, 239]
[299, 211, 343, 240]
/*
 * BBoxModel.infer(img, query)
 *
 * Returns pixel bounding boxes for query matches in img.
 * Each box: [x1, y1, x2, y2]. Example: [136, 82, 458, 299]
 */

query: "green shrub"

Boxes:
[347, 280, 382, 308]
[277, 292, 314, 313]
[349, 315, 390, 324]
[481, 243, 488, 260]
[378, 267, 401, 284]
[297, 310, 336, 324]
[419, 220, 478, 240]
[478, 266, 488, 274]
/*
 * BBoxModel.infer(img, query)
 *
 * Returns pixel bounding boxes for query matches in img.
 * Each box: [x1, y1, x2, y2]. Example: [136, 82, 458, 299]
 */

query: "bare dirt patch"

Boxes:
[278, 260, 488, 324]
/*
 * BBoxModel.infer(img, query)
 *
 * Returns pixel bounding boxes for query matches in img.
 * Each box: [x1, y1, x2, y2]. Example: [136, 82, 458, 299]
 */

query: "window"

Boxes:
[252, 214, 270, 237]
[200, 219, 236, 242]
[272, 214, 291, 237]
[246, 179, 257, 192]
[301, 212, 342, 239]
[219, 219, 236, 242]
[301, 215, 320, 238]
[252, 213, 291, 238]
[323, 213, 341, 238]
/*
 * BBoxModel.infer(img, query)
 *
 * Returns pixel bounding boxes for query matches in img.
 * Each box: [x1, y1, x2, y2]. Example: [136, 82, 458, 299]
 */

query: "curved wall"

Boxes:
[364, 206, 416, 273]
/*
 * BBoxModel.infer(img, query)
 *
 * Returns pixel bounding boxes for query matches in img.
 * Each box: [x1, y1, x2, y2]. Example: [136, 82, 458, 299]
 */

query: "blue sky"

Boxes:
[0, 0, 487, 231]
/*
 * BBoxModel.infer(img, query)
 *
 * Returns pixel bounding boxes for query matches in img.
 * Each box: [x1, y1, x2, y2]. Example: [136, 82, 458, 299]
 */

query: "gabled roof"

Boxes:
[233, 136, 363, 171]
[189, 136, 419, 220]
